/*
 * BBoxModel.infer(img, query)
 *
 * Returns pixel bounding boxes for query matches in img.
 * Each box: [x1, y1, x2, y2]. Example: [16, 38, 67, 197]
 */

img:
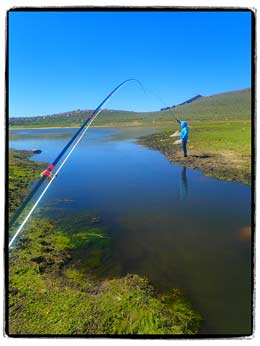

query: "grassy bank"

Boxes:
[138, 120, 251, 185]
[8, 149, 202, 335]
[8, 149, 46, 218]
[9, 88, 251, 129]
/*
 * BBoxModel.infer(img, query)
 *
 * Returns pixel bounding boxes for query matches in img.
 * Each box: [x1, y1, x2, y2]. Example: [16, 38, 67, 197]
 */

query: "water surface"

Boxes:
[9, 127, 252, 335]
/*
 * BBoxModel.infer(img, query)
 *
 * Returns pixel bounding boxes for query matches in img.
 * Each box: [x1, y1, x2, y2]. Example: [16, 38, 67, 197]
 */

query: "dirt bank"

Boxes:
[138, 130, 251, 185]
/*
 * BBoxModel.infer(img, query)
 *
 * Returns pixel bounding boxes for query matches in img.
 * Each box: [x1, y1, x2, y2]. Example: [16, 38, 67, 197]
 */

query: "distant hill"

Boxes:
[9, 88, 251, 128]
[160, 94, 203, 111]
[157, 88, 251, 121]
[178, 94, 203, 106]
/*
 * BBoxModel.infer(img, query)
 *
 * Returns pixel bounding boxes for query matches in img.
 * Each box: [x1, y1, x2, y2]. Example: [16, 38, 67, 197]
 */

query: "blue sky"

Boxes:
[9, 10, 252, 117]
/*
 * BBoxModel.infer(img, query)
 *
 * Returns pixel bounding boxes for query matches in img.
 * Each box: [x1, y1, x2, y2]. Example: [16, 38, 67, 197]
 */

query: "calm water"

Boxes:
[9, 127, 252, 335]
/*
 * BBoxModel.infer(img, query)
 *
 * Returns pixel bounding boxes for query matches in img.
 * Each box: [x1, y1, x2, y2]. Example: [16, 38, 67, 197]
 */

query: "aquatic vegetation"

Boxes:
[92, 276, 201, 335]
[8, 149, 46, 218]
[8, 148, 202, 335]
[8, 217, 202, 335]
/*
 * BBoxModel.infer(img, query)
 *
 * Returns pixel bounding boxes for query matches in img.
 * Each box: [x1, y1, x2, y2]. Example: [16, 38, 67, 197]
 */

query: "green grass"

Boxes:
[8, 149, 46, 218]
[139, 120, 251, 184]
[9, 88, 251, 128]
[160, 88, 251, 120]
[189, 120, 251, 154]
[9, 217, 202, 335]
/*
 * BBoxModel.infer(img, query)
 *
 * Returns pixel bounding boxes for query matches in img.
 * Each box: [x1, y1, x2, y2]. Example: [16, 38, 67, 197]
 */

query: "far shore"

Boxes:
[9, 125, 119, 130]
[8, 123, 174, 130]
[9, 126, 108, 130]
[8, 119, 249, 131]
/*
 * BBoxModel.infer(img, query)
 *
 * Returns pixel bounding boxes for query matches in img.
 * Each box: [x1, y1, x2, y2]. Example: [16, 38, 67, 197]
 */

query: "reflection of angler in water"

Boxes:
[179, 166, 188, 201]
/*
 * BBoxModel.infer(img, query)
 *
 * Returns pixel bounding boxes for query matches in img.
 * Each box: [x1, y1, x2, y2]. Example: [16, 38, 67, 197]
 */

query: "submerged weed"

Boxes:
[8, 148, 202, 335]
[9, 217, 201, 335]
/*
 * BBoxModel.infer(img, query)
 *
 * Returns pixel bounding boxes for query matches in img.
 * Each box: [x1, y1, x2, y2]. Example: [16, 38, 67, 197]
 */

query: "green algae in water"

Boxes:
[8, 149, 46, 219]
[8, 147, 202, 335]
[8, 217, 201, 335]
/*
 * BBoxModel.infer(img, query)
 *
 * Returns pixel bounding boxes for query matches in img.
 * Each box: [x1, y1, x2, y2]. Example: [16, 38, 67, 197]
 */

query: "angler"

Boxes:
[176, 117, 189, 157]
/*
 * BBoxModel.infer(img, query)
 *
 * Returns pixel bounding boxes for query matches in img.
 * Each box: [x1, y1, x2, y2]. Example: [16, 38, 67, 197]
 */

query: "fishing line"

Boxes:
[139, 85, 177, 121]
[143, 86, 169, 110]
[8, 79, 143, 250]
[9, 79, 172, 249]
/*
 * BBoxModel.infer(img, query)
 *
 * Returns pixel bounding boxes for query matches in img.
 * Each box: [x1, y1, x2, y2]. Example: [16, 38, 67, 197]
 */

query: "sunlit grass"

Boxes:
[9, 88, 251, 128]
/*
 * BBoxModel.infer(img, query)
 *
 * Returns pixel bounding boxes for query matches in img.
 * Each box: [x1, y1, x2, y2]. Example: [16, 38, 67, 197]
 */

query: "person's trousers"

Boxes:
[182, 140, 187, 157]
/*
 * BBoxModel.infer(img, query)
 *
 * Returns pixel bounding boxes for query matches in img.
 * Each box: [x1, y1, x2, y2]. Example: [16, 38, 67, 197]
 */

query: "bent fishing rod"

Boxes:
[9, 79, 142, 249]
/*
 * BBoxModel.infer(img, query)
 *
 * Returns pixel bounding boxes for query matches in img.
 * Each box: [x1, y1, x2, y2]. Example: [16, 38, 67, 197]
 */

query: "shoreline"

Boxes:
[9, 124, 171, 130]
[8, 119, 249, 131]
[9, 122, 251, 185]
[8, 147, 202, 335]
[9, 125, 115, 130]
[138, 126, 251, 185]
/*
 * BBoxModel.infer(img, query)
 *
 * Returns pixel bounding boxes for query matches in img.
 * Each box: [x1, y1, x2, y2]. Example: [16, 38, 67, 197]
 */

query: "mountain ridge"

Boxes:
[9, 88, 251, 127]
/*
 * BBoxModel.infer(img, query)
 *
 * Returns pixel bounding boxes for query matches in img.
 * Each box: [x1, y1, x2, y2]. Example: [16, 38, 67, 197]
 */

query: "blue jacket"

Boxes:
[180, 121, 189, 141]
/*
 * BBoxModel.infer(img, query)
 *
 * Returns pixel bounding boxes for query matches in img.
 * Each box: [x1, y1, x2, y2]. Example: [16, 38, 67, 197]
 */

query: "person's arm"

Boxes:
[175, 116, 181, 125]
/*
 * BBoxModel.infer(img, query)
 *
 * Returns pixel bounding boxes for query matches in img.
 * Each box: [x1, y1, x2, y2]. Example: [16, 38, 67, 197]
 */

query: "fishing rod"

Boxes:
[9, 79, 142, 249]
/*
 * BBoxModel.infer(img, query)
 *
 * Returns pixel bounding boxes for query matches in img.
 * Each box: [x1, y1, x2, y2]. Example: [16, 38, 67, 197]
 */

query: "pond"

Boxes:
[9, 127, 252, 335]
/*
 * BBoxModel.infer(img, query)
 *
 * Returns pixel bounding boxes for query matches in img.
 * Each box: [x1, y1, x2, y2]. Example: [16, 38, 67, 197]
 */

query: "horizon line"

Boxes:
[9, 86, 251, 119]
